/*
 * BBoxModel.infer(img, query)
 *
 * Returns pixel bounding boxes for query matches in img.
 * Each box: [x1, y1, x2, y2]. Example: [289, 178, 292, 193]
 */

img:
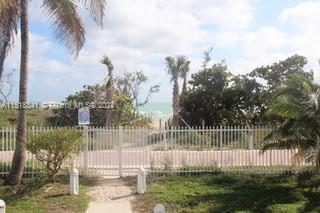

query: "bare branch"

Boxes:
[0, 69, 15, 103]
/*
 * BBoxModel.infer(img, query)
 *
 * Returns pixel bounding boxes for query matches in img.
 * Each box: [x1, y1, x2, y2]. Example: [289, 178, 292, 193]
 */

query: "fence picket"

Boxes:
[0, 125, 315, 177]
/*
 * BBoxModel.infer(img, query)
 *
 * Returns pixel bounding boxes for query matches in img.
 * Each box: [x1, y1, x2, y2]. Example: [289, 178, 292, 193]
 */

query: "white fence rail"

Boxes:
[0, 127, 54, 176]
[0, 126, 315, 177]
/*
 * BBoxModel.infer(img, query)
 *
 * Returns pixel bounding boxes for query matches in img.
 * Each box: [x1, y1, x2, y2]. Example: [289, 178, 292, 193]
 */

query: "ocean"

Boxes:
[138, 102, 172, 120]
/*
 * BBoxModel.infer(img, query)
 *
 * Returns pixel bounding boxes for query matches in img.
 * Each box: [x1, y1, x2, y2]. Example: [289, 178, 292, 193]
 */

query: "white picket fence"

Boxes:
[0, 126, 315, 177]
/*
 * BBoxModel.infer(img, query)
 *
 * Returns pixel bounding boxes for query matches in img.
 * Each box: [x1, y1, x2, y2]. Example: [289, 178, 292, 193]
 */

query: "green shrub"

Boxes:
[27, 129, 82, 181]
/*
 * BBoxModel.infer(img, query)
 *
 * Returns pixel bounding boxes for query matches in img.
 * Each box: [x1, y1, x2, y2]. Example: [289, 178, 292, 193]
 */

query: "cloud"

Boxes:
[279, 1, 320, 26]
[55, 0, 256, 95]
[29, 0, 256, 60]
[7, 0, 320, 102]
[227, 26, 290, 74]
[229, 1, 320, 76]
[185, 0, 255, 30]
[6, 32, 69, 74]
[280, 1, 320, 71]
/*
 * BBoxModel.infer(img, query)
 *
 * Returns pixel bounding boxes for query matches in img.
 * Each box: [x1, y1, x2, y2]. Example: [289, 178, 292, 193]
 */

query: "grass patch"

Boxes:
[0, 175, 94, 213]
[134, 173, 320, 212]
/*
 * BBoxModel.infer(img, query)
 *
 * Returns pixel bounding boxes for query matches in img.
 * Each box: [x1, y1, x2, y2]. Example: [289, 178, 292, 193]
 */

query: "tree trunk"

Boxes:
[172, 78, 180, 127]
[182, 77, 187, 94]
[105, 70, 113, 126]
[135, 99, 139, 117]
[6, 0, 29, 185]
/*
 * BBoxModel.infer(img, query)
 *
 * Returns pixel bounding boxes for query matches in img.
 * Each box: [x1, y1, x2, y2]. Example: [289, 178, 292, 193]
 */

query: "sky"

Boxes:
[3, 0, 320, 103]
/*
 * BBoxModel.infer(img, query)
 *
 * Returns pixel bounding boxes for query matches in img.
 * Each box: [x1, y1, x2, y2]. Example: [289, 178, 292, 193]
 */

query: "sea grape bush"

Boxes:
[27, 129, 82, 181]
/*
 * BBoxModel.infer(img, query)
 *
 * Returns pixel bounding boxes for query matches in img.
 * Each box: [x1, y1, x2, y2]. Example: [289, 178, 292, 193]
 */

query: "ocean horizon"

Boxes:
[138, 102, 172, 120]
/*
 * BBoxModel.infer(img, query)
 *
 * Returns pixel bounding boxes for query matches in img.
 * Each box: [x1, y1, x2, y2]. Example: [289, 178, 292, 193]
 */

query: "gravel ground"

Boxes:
[86, 177, 136, 213]
[87, 179, 134, 202]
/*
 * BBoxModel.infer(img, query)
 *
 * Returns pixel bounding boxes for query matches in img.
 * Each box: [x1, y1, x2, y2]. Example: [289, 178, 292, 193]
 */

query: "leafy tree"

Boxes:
[116, 71, 159, 116]
[112, 95, 135, 125]
[229, 75, 267, 125]
[250, 55, 313, 98]
[180, 62, 233, 126]
[49, 84, 134, 127]
[262, 74, 320, 168]
[181, 54, 314, 127]
[1, 0, 106, 185]
[49, 85, 105, 126]
[201, 47, 213, 69]
[165, 55, 190, 127]
[180, 63, 266, 126]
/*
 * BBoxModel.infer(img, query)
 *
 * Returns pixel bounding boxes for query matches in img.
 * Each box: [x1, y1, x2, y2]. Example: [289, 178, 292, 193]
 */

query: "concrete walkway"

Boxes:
[86, 177, 135, 213]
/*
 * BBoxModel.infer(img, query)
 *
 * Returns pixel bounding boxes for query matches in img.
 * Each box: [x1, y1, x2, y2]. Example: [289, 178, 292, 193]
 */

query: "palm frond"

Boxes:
[291, 150, 307, 166]
[165, 55, 190, 81]
[100, 55, 113, 71]
[76, 0, 106, 26]
[0, 0, 18, 20]
[165, 56, 177, 81]
[0, 0, 18, 80]
[313, 141, 320, 168]
[176, 55, 187, 68]
[262, 120, 317, 151]
[267, 100, 307, 119]
[273, 87, 304, 100]
[42, 0, 85, 55]
[263, 74, 320, 168]
[262, 136, 312, 152]
[179, 59, 190, 78]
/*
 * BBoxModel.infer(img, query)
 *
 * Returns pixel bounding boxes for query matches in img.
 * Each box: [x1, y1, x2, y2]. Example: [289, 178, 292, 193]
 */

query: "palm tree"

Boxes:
[1, 0, 106, 185]
[0, 9, 17, 81]
[262, 74, 320, 168]
[165, 55, 190, 127]
[180, 58, 190, 94]
[101, 55, 114, 126]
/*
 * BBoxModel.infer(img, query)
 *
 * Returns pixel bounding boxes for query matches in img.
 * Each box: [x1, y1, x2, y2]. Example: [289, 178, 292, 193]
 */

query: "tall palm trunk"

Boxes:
[105, 70, 113, 126]
[6, 0, 29, 185]
[182, 77, 187, 94]
[172, 78, 180, 127]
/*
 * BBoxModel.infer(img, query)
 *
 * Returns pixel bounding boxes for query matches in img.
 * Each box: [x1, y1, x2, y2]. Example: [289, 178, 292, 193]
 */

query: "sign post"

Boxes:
[78, 108, 90, 176]
[78, 108, 90, 125]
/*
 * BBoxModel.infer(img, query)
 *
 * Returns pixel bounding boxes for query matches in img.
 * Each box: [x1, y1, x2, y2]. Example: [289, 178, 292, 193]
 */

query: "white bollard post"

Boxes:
[154, 204, 165, 213]
[0, 199, 5, 213]
[70, 168, 79, 196]
[137, 167, 147, 194]
[142, 167, 147, 192]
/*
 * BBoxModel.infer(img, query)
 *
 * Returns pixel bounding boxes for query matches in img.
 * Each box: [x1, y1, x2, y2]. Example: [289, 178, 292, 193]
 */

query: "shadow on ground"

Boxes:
[141, 173, 320, 213]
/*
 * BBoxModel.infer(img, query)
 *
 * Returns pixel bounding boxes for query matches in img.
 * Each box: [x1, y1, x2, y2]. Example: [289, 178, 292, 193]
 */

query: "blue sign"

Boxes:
[78, 108, 90, 125]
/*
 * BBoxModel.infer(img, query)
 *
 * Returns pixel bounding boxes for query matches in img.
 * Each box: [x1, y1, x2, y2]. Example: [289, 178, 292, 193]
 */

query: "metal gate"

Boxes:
[76, 127, 155, 176]
[73, 126, 312, 177]
[0, 126, 313, 177]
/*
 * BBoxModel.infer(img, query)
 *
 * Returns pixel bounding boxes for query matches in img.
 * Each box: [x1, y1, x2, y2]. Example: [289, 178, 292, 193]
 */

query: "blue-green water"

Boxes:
[138, 102, 172, 119]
